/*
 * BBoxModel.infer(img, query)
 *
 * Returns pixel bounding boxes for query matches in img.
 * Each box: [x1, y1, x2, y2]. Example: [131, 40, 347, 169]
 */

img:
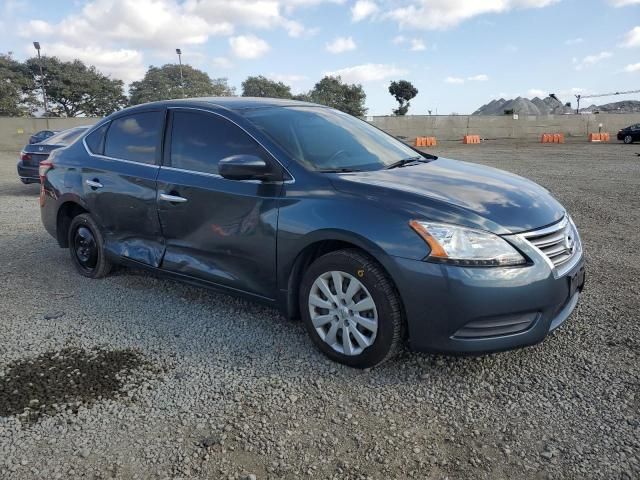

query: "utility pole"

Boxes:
[176, 48, 184, 96]
[33, 41, 48, 115]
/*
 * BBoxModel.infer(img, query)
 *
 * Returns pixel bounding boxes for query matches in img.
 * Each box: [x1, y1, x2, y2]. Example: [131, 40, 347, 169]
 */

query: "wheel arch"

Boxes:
[56, 198, 90, 247]
[282, 229, 404, 320]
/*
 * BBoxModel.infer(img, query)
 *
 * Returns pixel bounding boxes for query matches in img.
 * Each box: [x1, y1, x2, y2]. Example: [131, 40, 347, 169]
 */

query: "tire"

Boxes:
[68, 213, 112, 279]
[299, 249, 404, 368]
[624, 135, 633, 144]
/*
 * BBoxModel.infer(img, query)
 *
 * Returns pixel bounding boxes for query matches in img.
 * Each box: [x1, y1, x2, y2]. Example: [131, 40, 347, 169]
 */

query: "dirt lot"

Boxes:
[0, 140, 638, 479]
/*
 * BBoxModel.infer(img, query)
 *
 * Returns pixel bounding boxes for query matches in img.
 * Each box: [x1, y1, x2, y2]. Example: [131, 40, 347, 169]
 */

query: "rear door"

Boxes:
[82, 110, 165, 266]
[156, 108, 283, 299]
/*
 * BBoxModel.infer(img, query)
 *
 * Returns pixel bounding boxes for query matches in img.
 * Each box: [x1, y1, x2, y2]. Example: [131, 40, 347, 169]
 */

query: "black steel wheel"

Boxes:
[68, 213, 112, 278]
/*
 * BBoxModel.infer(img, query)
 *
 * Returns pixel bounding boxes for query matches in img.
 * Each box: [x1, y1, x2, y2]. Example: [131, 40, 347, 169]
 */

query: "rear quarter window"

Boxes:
[84, 124, 109, 155]
[104, 111, 164, 164]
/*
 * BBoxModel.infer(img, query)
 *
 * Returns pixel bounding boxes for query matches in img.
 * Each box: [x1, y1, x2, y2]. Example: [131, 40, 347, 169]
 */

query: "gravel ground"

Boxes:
[0, 140, 638, 479]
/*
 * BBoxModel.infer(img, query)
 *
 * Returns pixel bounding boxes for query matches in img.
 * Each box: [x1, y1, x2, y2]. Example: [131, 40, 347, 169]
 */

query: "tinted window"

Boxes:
[170, 111, 266, 175]
[104, 111, 163, 164]
[42, 127, 88, 146]
[243, 107, 422, 172]
[85, 124, 109, 155]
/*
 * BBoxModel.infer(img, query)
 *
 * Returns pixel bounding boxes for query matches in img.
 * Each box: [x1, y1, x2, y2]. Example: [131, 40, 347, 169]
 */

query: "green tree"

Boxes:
[24, 56, 127, 117]
[241, 75, 292, 98]
[129, 64, 234, 105]
[307, 76, 366, 116]
[389, 80, 418, 116]
[0, 53, 39, 116]
[291, 92, 312, 102]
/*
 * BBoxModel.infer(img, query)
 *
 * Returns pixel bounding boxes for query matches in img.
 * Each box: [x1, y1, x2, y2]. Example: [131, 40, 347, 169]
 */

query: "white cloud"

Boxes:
[527, 88, 546, 97]
[185, 0, 303, 36]
[620, 26, 640, 48]
[443, 74, 488, 85]
[229, 35, 270, 59]
[565, 37, 583, 45]
[41, 43, 145, 84]
[574, 51, 613, 70]
[268, 73, 308, 83]
[392, 35, 406, 45]
[351, 0, 379, 22]
[386, 0, 560, 30]
[19, 0, 334, 52]
[624, 62, 640, 72]
[24, 19, 54, 35]
[324, 63, 408, 83]
[608, 0, 640, 6]
[445, 76, 465, 84]
[212, 56, 233, 69]
[410, 39, 426, 51]
[21, 0, 231, 49]
[326, 36, 357, 53]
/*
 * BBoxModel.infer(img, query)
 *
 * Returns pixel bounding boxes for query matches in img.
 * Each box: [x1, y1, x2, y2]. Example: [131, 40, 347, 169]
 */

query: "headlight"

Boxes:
[409, 220, 526, 266]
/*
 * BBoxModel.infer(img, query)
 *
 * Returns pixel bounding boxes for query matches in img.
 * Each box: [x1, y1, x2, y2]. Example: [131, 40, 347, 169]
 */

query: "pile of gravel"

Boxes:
[473, 96, 573, 116]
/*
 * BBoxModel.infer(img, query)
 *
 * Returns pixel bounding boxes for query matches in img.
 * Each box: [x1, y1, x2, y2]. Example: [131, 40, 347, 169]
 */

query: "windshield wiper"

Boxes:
[385, 156, 426, 169]
[317, 167, 361, 173]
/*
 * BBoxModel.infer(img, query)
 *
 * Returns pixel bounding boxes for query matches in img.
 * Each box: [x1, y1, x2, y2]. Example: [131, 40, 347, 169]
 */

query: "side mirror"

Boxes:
[218, 155, 277, 181]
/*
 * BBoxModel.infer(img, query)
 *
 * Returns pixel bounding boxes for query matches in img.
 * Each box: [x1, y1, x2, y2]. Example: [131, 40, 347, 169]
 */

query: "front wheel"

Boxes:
[68, 213, 112, 279]
[624, 135, 633, 144]
[299, 249, 404, 368]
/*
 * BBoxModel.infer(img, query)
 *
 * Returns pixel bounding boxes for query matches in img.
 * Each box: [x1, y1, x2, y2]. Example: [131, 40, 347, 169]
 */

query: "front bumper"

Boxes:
[390, 251, 585, 355]
[17, 161, 40, 184]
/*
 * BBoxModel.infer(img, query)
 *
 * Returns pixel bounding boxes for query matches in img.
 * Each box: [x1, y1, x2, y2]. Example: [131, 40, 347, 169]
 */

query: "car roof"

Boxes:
[118, 97, 326, 114]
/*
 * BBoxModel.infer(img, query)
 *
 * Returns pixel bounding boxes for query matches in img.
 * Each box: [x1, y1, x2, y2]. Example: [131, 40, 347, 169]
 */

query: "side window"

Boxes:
[85, 123, 109, 155]
[104, 111, 163, 164]
[170, 111, 267, 175]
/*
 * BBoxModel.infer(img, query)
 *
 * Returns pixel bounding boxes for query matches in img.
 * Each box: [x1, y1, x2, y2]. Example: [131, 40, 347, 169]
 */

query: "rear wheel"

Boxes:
[624, 135, 633, 144]
[300, 249, 404, 368]
[68, 213, 112, 278]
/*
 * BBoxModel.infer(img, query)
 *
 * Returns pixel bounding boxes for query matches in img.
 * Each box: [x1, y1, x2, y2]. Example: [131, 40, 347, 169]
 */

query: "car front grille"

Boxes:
[521, 216, 581, 270]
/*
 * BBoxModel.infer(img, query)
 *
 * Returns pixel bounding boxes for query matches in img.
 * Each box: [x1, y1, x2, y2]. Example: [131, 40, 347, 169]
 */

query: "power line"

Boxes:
[575, 89, 640, 113]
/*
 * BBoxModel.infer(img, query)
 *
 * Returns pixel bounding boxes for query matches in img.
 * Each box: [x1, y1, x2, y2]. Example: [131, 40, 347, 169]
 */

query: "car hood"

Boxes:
[330, 158, 565, 234]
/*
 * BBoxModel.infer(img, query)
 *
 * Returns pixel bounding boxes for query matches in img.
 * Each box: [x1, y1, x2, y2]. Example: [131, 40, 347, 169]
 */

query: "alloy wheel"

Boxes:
[308, 270, 378, 356]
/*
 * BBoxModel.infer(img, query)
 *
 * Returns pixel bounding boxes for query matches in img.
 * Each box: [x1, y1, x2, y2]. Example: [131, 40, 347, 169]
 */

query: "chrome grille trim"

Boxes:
[517, 216, 582, 277]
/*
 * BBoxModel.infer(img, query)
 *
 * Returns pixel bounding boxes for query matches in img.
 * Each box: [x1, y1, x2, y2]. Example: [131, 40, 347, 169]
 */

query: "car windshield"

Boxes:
[243, 106, 426, 172]
[42, 127, 88, 146]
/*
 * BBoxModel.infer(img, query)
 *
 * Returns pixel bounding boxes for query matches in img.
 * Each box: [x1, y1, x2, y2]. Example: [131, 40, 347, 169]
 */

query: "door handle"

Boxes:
[86, 179, 103, 189]
[159, 192, 188, 203]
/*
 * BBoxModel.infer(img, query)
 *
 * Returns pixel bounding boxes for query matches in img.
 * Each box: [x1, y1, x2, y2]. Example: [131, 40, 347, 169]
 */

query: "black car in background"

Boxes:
[29, 130, 58, 144]
[617, 123, 640, 144]
[17, 126, 89, 184]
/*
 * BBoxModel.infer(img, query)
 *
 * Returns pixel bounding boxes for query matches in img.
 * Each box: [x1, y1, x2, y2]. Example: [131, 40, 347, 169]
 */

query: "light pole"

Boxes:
[176, 48, 184, 96]
[33, 41, 48, 114]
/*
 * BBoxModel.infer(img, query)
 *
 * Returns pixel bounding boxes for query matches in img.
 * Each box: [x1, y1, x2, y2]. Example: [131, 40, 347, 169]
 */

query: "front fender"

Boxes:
[276, 188, 430, 294]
